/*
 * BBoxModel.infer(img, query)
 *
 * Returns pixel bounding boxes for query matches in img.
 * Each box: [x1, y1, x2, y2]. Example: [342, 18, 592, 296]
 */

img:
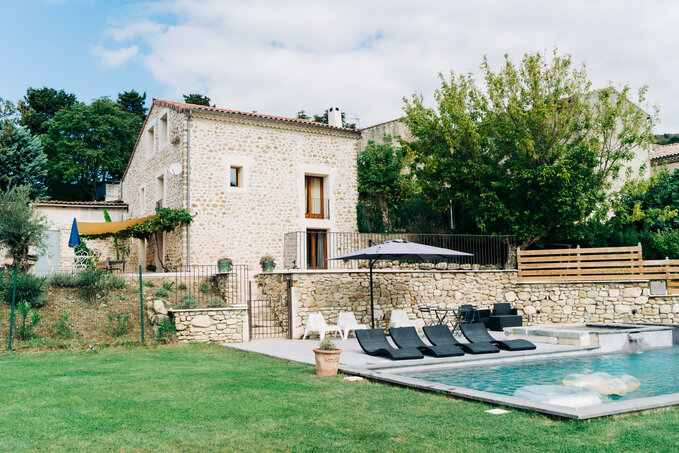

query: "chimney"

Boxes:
[327, 106, 342, 128]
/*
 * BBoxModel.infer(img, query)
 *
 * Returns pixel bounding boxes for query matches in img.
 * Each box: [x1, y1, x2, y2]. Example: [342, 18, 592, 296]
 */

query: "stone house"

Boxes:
[121, 99, 361, 273]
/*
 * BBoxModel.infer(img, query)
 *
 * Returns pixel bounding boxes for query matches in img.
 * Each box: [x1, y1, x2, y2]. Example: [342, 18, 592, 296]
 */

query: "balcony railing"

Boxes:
[284, 231, 515, 270]
[305, 198, 330, 219]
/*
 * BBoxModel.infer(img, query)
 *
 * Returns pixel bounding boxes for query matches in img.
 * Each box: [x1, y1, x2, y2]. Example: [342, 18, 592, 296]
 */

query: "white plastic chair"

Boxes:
[389, 309, 417, 328]
[302, 313, 341, 341]
[338, 312, 367, 340]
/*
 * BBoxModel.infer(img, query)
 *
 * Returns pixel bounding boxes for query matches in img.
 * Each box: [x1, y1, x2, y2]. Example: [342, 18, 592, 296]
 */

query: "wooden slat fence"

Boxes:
[517, 246, 679, 294]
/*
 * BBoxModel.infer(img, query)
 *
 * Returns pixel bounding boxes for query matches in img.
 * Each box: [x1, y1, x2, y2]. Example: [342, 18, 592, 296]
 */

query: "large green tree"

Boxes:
[0, 185, 46, 271]
[0, 126, 47, 198]
[183, 93, 211, 106]
[403, 50, 656, 263]
[18, 87, 77, 136]
[357, 135, 406, 232]
[42, 97, 140, 200]
[117, 90, 147, 120]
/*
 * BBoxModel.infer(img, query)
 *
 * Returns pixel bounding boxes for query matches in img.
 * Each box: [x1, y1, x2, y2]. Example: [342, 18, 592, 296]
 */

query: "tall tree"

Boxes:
[18, 87, 77, 136]
[357, 135, 406, 232]
[42, 97, 140, 200]
[403, 50, 656, 262]
[0, 126, 48, 198]
[0, 185, 46, 271]
[183, 93, 211, 106]
[117, 90, 147, 119]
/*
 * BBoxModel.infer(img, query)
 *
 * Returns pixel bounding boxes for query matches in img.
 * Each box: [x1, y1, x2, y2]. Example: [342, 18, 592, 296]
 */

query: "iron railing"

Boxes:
[284, 231, 515, 270]
[173, 264, 249, 308]
[305, 198, 330, 219]
[248, 297, 290, 339]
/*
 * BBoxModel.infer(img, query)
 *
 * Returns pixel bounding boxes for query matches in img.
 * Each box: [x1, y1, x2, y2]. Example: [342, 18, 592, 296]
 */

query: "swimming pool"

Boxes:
[402, 346, 679, 404]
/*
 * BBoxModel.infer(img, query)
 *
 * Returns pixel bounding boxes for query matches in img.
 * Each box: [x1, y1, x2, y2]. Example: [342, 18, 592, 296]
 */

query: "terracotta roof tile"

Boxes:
[34, 200, 127, 207]
[154, 99, 360, 133]
[651, 143, 679, 161]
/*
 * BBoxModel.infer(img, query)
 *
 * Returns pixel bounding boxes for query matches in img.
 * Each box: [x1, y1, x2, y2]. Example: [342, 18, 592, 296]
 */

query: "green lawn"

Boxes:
[0, 345, 677, 452]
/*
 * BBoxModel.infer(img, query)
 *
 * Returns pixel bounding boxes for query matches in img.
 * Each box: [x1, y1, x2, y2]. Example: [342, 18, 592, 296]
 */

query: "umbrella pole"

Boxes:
[369, 260, 375, 329]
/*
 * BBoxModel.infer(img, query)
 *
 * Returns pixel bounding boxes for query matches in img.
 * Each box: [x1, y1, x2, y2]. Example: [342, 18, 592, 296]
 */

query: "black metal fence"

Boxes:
[173, 264, 249, 308]
[248, 296, 291, 340]
[284, 231, 515, 270]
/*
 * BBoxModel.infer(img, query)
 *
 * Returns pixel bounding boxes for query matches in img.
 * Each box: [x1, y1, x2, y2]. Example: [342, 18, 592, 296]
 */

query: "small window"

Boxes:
[159, 114, 168, 146]
[146, 127, 154, 157]
[230, 166, 241, 187]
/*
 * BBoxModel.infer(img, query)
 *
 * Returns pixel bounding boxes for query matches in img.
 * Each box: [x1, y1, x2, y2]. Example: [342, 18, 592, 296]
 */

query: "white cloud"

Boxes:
[101, 0, 679, 131]
[92, 45, 139, 69]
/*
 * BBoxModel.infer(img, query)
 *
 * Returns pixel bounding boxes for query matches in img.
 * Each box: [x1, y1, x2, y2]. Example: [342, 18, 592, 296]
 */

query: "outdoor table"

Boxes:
[432, 307, 479, 336]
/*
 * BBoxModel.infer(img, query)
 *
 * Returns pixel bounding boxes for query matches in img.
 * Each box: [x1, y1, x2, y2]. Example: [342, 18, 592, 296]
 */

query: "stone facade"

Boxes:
[121, 99, 360, 274]
[359, 118, 413, 152]
[171, 306, 249, 343]
[257, 270, 679, 339]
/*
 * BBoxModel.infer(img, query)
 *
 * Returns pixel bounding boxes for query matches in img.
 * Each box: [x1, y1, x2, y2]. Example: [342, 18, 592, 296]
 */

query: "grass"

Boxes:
[0, 345, 678, 452]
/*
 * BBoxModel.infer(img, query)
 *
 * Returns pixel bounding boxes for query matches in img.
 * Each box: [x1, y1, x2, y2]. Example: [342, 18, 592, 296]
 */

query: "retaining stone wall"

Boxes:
[171, 306, 248, 343]
[256, 270, 679, 339]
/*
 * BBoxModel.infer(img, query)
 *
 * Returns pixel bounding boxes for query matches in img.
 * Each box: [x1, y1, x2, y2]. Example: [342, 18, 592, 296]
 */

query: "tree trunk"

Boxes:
[377, 198, 392, 231]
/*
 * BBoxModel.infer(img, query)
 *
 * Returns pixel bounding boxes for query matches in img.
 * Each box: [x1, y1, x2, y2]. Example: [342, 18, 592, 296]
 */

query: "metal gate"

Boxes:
[248, 280, 292, 339]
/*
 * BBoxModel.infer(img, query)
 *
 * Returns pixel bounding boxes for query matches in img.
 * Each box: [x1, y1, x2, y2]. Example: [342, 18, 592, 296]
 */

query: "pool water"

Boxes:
[403, 347, 679, 403]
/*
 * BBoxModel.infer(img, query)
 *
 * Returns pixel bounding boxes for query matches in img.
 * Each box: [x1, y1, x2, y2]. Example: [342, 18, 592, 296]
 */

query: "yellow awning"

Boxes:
[77, 215, 157, 235]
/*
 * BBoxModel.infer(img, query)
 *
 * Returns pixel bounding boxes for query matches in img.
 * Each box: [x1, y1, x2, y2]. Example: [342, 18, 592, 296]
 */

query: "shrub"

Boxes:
[162, 281, 175, 291]
[49, 273, 78, 288]
[52, 312, 74, 339]
[143, 279, 155, 288]
[180, 292, 198, 309]
[318, 337, 337, 350]
[156, 317, 176, 343]
[154, 287, 170, 298]
[106, 274, 126, 290]
[17, 301, 42, 341]
[199, 281, 210, 293]
[2, 272, 47, 308]
[207, 296, 224, 308]
[177, 282, 187, 290]
[106, 314, 130, 337]
[76, 268, 107, 302]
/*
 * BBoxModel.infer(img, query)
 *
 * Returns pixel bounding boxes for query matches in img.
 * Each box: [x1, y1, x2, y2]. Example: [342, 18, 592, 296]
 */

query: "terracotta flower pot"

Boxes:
[313, 348, 342, 376]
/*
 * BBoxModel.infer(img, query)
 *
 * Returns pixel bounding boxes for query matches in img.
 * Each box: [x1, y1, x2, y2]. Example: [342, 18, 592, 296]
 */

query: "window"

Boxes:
[159, 114, 168, 146]
[155, 175, 164, 208]
[305, 175, 324, 218]
[306, 229, 327, 269]
[146, 127, 154, 158]
[230, 166, 241, 187]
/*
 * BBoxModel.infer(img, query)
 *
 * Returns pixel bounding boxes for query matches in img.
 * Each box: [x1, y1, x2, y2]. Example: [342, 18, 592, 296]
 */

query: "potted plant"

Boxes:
[260, 255, 276, 272]
[313, 337, 342, 376]
[217, 257, 232, 273]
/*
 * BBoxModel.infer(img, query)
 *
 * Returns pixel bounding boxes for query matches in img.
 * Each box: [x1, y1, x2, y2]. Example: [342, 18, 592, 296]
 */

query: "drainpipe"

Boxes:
[186, 109, 192, 267]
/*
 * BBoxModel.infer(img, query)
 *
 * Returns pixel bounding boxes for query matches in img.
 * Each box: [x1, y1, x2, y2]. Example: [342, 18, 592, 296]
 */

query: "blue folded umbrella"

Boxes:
[68, 218, 81, 248]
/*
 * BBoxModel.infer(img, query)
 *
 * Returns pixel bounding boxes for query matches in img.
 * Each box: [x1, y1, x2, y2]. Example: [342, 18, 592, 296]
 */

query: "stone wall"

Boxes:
[257, 270, 679, 339]
[122, 101, 361, 274]
[171, 306, 249, 343]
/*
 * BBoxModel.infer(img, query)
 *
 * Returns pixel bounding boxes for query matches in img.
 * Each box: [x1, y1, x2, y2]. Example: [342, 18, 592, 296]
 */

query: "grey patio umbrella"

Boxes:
[328, 239, 473, 328]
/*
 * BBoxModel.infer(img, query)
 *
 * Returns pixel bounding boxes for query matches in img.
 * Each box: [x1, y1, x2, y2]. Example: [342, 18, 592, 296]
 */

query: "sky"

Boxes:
[3, 0, 679, 132]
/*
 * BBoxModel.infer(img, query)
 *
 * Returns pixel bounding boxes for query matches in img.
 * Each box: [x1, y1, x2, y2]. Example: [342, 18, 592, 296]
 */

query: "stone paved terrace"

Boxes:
[224, 332, 591, 369]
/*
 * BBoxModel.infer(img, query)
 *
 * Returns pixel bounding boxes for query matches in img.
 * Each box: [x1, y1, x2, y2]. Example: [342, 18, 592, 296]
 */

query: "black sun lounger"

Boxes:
[355, 329, 424, 360]
[460, 322, 536, 351]
[422, 324, 500, 354]
[389, 327, 464, 357]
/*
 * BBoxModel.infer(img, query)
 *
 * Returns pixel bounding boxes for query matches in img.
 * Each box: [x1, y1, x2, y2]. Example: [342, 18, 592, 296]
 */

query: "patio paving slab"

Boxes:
[224, 332, 593, 370]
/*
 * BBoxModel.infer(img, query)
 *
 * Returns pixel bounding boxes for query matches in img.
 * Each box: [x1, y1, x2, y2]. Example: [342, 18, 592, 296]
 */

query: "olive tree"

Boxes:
[0, 185, 46, 271]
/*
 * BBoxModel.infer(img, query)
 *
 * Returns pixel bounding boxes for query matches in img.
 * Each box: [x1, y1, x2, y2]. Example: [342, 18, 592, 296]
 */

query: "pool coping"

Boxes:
[338, 364, 679, 419]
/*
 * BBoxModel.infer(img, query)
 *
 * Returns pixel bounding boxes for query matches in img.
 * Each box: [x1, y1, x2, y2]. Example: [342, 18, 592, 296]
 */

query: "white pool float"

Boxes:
[513, 385, 602, 408]
[563, 372, 640, 396]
